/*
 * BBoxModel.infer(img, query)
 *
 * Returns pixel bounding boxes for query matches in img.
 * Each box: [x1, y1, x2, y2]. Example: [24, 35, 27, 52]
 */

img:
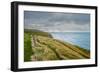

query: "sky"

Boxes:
[24, 11, 90, 32]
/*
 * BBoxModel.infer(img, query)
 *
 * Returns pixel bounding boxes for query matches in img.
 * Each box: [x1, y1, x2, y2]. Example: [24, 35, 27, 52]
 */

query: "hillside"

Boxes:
[24, 29, 53, 61]
[24, 30, 90, 62]
[24, 29, 53, 38]
[30, 35, 90, 61]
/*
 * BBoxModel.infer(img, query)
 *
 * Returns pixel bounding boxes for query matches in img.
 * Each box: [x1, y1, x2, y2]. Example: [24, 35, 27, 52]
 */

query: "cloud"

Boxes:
[24, 11, 90, 32]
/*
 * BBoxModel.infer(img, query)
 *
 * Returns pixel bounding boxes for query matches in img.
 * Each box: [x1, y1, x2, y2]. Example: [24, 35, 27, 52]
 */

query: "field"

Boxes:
[24, 29, 90, 62]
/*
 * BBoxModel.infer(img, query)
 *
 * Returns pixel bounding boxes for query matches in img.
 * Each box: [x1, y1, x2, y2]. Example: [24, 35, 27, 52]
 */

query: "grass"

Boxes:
[24, 29, 90, 62]
[55, 40, 90, 58]
[36, 36, 90, 59]
[24, 29, 53, 38]
[24, 29, 53, 61]
[24, 32, 33, 62]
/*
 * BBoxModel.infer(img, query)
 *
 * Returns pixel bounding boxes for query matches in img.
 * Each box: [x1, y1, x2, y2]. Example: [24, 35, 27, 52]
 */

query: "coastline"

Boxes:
[24, 30, 90, 62]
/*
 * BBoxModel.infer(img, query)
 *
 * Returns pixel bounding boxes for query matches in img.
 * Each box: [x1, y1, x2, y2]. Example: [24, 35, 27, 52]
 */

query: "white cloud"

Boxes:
[24, 11, 90, 32]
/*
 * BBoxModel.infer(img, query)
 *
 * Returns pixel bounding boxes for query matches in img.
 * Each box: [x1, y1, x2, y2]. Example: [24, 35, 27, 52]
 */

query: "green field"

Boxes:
[24, 29, 90, 62]
[24, 32, 33, 61]
[24, 29, 53, 61]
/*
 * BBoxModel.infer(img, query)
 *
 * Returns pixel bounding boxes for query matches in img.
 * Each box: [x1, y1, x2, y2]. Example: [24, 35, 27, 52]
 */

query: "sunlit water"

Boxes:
[50, 32, 90, 50]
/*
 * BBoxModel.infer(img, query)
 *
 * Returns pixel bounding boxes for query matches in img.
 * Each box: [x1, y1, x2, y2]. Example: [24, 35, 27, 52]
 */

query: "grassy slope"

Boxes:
[24, 29, 53, 38]
[24, 30, 90, 62]
[33, 36, 90, 60]
[55, 40, 90, 58]
[24, 32, 33, 61]
[24, 30, 53, 62]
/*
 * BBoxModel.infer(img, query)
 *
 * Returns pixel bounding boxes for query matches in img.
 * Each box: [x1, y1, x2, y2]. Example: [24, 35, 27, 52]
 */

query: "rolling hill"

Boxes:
[24, 29, 90, 62]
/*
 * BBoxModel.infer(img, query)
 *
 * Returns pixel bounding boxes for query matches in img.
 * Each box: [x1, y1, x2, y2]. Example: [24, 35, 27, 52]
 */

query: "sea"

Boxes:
[50, 32, 90, 50]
